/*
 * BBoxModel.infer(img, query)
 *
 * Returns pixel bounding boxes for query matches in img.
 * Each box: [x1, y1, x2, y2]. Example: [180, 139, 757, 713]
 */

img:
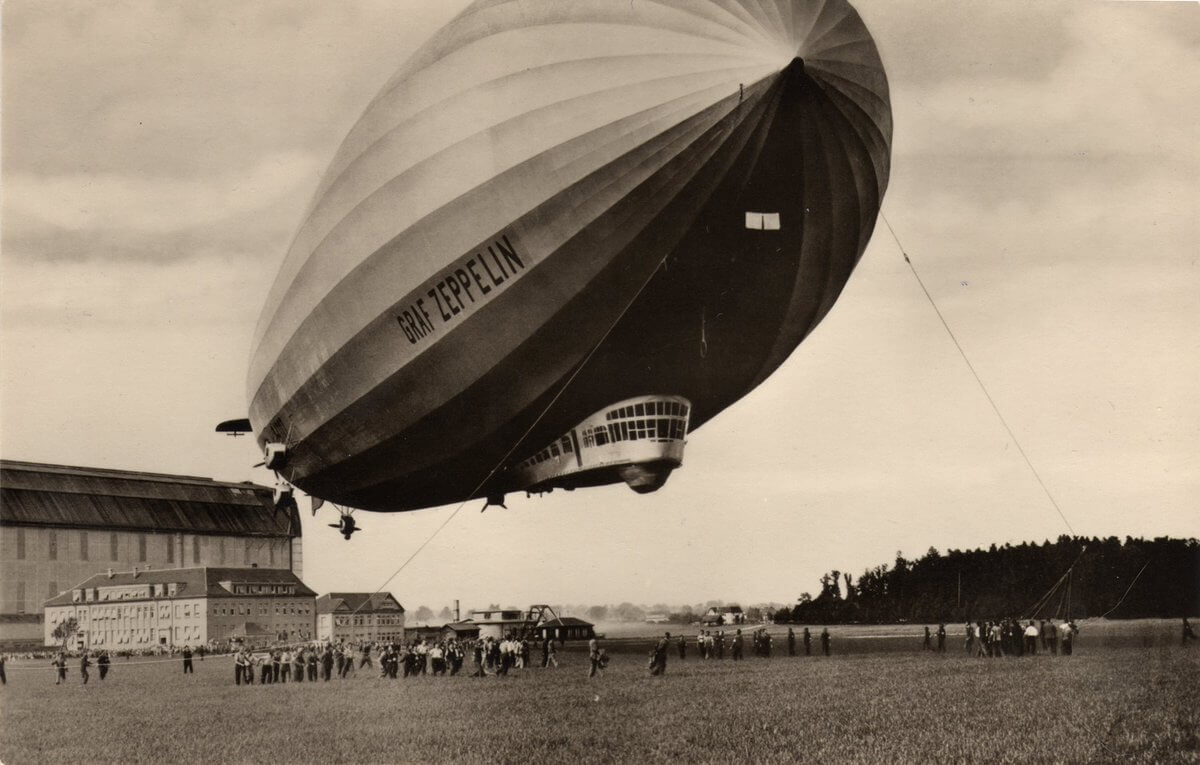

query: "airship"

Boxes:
[223, 0, 893, 514]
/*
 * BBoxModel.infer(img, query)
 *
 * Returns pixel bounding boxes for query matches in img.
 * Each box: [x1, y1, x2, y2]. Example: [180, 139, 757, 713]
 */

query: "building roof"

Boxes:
[442, 621, 480, 634]
[315, 592, 404, 615]
[706, 605, 743, 613]
[536, 617, 594, 629]
[43, 566, 315, 607]
[0, 459, 298, 538]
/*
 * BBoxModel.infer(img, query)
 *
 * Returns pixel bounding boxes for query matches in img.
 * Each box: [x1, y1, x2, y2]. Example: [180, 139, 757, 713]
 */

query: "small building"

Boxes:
[469, 608, 533, 640]
[701, 605, 744, 626]
[43, 566, 315, 649]
[404, 624, 443, 642]
[534, 617, 595, 642]
[441, 621, 480, 642]
[315, 592, 405, 643]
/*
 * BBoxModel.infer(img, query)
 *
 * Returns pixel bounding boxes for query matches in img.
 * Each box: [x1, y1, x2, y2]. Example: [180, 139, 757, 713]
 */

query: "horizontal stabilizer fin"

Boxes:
[215, 418, 253, 434]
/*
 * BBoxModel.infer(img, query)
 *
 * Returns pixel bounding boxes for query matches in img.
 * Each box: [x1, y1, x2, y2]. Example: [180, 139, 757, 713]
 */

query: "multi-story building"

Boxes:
[315, 592, 405, 643]
[0, 460, 302, 644]
[43, 566, 316, 649]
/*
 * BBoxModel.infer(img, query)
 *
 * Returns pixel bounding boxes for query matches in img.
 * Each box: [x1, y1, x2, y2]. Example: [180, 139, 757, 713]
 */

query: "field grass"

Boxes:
[1, 620, 1197, 764]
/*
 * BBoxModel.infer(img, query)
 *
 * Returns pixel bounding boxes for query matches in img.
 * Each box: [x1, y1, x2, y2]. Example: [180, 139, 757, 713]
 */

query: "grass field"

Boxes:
[1, 620, 1197, 764]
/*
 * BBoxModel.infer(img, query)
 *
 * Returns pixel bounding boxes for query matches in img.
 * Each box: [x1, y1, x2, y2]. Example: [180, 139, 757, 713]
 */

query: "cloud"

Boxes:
[893, 3, 1200, 166]
[3, 151, 319, 234]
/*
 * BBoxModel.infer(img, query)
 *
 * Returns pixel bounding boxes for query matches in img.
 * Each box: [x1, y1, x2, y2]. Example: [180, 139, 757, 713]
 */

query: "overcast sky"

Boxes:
[2, 1, 1196, 614]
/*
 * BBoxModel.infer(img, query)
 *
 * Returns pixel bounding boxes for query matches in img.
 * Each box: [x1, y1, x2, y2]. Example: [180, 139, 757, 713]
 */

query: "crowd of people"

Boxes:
[226, 634, 569, 685]
[12, 617, 1195, 687]
[962, 618, 1079, 658]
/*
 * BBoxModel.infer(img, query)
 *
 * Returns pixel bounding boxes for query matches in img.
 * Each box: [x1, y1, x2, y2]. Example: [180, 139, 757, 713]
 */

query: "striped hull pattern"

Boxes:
[248, 0, 892, 512]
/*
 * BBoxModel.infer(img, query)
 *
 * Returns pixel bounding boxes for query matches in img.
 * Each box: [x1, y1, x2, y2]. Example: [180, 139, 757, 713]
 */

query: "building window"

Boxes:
[244, 539, 251, 565]
[15, 528, 24, 560]
[166, 536, 175, 564]
[138, 535, 147, 562]
[111, 532, 119, 560]
[48, 529, 57, 560]
[16, 583, 25, 613]
[193, 536, 201, 564]
[80, 531, 89, 561]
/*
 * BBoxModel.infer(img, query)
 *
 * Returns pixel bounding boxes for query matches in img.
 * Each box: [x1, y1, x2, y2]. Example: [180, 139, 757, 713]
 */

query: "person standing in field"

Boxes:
[922, 626, 932, 651]
[650, 632, 670, 675]
[182, 645, 194, 674]
[588, 636, 603, 678]
[233, 650, 246, 685]
[307, 647, 318, 681]
[964, 622, 975, 654]
[1184, 617, 1197, 646]
[820, 628, 830, 656]
[0, 653, 6, 685]
[98, 651, 110, 680]
[803, 627, 811, 656]
[989, 622, 1003, 657]
[937, 624, 946, 653]
[732, 629, 744, 660]
[1023, 621, 1039, 655]
[546, 639, 559, 668]
[79, 652, 90, 685]
[677, 634, 686, 660]
[787, 627, 796, 656]
[52, 652, 68, 685]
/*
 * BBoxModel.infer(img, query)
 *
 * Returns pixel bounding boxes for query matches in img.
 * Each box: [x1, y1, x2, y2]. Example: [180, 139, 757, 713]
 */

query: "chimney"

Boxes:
[454, 600, 460, 622]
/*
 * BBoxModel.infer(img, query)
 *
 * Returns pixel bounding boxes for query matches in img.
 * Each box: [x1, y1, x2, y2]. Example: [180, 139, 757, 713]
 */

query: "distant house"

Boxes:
[701, 605, 744, 626]
[405, 624, 443, 642]
[645, 613, 670, 624]
[469, 608, 533, 640]
[534, 617, 595, 642]
[315, 592, 405, 643]
[440, 621, 480, 641]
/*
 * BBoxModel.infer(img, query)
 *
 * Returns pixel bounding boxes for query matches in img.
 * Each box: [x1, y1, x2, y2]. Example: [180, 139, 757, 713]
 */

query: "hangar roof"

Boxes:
[0, 460, 298, 538]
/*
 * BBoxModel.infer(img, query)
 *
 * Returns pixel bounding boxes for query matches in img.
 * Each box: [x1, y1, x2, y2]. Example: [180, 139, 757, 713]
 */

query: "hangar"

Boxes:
[0, 460, 302, 646]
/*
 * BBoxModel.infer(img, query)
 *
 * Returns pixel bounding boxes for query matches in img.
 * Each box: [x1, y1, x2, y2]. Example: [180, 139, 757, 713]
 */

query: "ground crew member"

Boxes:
[307, 649, 318, 681]
[98, 650, 110, 680]
[588, 636, 603, 678]
[803, 627, 811, 656]
[937, 624, 946, 653]
[1024, 621, 1039, 655]
[259, 653, 272, 684]
[321, 646, 334, 681]
[273, 649, 283, 681]
[821, 628, 831, 656]
[360, 643, 373, 669]
[234, 650, 246, 685]
[923, 626, 932, 651]
[0, 653, 6, 685]
[182, 646, 194, 674]
[787, 627, 796, 656]
[677, 634, 686, 660]
[53, 653, 68, 684]
[79, 652, 91, 685]
[650, 632, 670, 675]
[732, 629, 743, 660]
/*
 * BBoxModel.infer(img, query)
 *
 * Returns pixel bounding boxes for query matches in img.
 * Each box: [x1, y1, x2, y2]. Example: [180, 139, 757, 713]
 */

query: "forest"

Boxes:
[777, 536, 1199, 625]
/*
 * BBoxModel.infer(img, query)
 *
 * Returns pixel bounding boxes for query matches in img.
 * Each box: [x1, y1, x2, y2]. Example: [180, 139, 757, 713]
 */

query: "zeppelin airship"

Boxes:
[225, 0, 893, 514]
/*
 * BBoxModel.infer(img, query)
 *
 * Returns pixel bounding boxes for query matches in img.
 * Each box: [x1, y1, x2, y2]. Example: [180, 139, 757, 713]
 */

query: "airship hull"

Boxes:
[248, 1, 892, 512]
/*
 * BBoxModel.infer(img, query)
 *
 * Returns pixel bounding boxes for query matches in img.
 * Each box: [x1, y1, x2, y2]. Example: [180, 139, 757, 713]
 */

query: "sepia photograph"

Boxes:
[1, 1, 1197, 762]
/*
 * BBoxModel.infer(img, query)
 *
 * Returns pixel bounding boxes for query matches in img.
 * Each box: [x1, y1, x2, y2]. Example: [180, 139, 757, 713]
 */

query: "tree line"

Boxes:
[776, 536, 1198, 625]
